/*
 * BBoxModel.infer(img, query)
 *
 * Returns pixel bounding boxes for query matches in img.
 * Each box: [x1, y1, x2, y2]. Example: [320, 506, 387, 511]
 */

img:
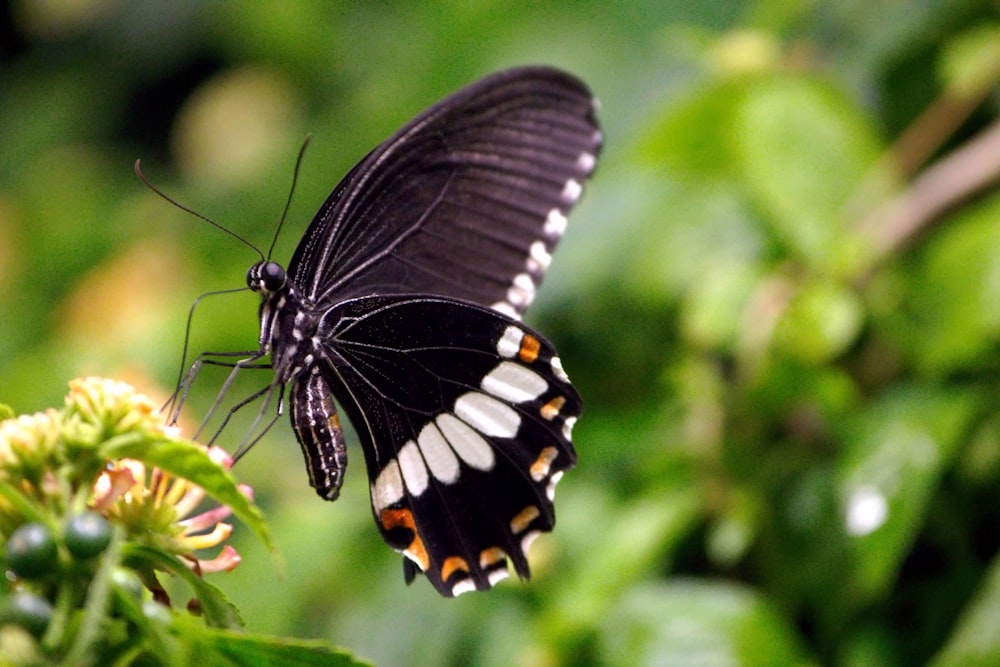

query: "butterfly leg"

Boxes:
[163, 349, 262, 426]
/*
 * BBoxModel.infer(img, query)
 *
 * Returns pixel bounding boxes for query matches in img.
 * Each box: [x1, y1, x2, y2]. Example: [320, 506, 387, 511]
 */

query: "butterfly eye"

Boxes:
[247, 261, 286, 293]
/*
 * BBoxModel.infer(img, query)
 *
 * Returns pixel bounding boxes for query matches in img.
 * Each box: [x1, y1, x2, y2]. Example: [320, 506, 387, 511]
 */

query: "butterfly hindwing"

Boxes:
[306, 295, 579, 596]
[237, 67, 598, 596]
[287, 67, 602, 319]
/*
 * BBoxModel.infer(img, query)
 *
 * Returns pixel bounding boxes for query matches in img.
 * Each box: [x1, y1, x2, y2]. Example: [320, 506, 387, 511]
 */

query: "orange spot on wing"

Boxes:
[441, 556, 470, 582]
[530, 446, 559, 481]
[327, 413, 341, 430]
[479, 546, 507, 568]
[510, 505, 541, 534]
[540, 396, 565, 421]
[519, 334, 540, 363]
[380, 508, 429, 571]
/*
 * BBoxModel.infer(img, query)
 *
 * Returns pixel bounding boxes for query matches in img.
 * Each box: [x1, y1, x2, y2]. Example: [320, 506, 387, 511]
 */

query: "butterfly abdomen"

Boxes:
[290, 368, 348, 500]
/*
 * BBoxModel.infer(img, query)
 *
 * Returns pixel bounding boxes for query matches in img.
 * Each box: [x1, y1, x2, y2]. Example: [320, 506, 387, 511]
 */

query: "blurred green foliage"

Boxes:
[3, 1, 1000, 665]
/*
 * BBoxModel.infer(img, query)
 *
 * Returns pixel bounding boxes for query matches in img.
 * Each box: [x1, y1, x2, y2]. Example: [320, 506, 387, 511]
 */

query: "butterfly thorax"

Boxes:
[247, 260, 324, 383]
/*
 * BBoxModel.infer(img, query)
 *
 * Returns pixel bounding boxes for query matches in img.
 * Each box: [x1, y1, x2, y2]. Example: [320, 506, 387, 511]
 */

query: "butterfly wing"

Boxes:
[287, 66, 602, 319]
[314, 295, 579, 596]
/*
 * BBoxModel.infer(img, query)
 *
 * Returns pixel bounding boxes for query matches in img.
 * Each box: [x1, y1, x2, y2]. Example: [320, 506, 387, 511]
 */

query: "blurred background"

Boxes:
[3, 1, 1000, 665]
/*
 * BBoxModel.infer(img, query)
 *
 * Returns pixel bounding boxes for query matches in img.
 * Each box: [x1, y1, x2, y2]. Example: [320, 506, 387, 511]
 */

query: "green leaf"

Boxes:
[891, 192, 1000, 375]
[102, 434, 272, 553]
[641, 80, 748, 179]
[102, 596, 371, 667]
[0, 487, 51, 535]
[732, 75, 882, 277]
[122, 544, 243, 630]
[930, 552, 1000, 667]
[598, 580, 810, 666]
[546, 486, 703, 639]
[838, 386, 981, 601]
[680, 259, 762, 351]
[939, 23, 1000, 96]
[206, 626, 372, 667]
[773, 278, 865, 364]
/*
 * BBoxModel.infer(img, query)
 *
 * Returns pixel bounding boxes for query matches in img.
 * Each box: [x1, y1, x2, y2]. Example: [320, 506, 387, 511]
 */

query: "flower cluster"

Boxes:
[0, 377, 271, 663]
[92, 446, 246, 573]
[1, 376, 252, 580]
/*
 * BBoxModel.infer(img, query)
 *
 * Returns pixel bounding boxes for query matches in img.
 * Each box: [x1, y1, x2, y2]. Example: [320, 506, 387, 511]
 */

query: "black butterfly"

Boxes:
[234, 67, 599, 596]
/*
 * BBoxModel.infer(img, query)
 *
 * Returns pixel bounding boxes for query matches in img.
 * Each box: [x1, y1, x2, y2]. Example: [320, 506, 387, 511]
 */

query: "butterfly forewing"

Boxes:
[287, 67, 602, 319]
[315, 295, 579, 596]
[240, 66, 599, 596]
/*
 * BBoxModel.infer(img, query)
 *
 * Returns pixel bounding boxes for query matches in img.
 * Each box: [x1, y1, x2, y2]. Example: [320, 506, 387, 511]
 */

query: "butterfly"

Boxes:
[234, 67, 600, 596]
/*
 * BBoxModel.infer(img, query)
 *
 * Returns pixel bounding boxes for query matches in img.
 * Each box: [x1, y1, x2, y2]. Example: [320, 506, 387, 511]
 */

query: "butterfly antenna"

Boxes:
[134, 160, 265, 262]
[266, 134, 312, 260]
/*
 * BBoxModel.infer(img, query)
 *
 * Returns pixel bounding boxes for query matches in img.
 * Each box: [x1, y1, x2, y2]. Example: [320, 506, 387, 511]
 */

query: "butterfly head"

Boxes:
[247, 261, 287, 295]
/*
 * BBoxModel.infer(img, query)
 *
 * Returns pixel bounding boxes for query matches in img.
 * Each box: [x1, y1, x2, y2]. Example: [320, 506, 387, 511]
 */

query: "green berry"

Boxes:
[65, 512, 112, 560]
[1, 592, 53, 638]
[5, 523, 58, 579]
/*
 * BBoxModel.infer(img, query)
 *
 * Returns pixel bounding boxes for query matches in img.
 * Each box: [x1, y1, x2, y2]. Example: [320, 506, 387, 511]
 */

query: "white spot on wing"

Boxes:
[437, 412, 495, 471]
[547, 470, 565, 501]
[497, 326, 524, 358]
[482, 361, 547, 403]
[562, 416, 577, 441]
[544, 209, 568, 237]
[521, 530, 541, 555]
[551, 356, 569, 383]
[487, 568, 510, 586]
[403, 550, 427, 570]
[562, 179, 582, 203]
[490, 301, 520, 319]
[526, 240, 552, 274]
[398, 440, 428, 496]
[418, 422, 459, 484]
[451, 579, 477, 596]
[577, 152, 596, 172]
[371, 458, 404, 512]
[454, 392, 521, 438]
[506, 272, 536, 309]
